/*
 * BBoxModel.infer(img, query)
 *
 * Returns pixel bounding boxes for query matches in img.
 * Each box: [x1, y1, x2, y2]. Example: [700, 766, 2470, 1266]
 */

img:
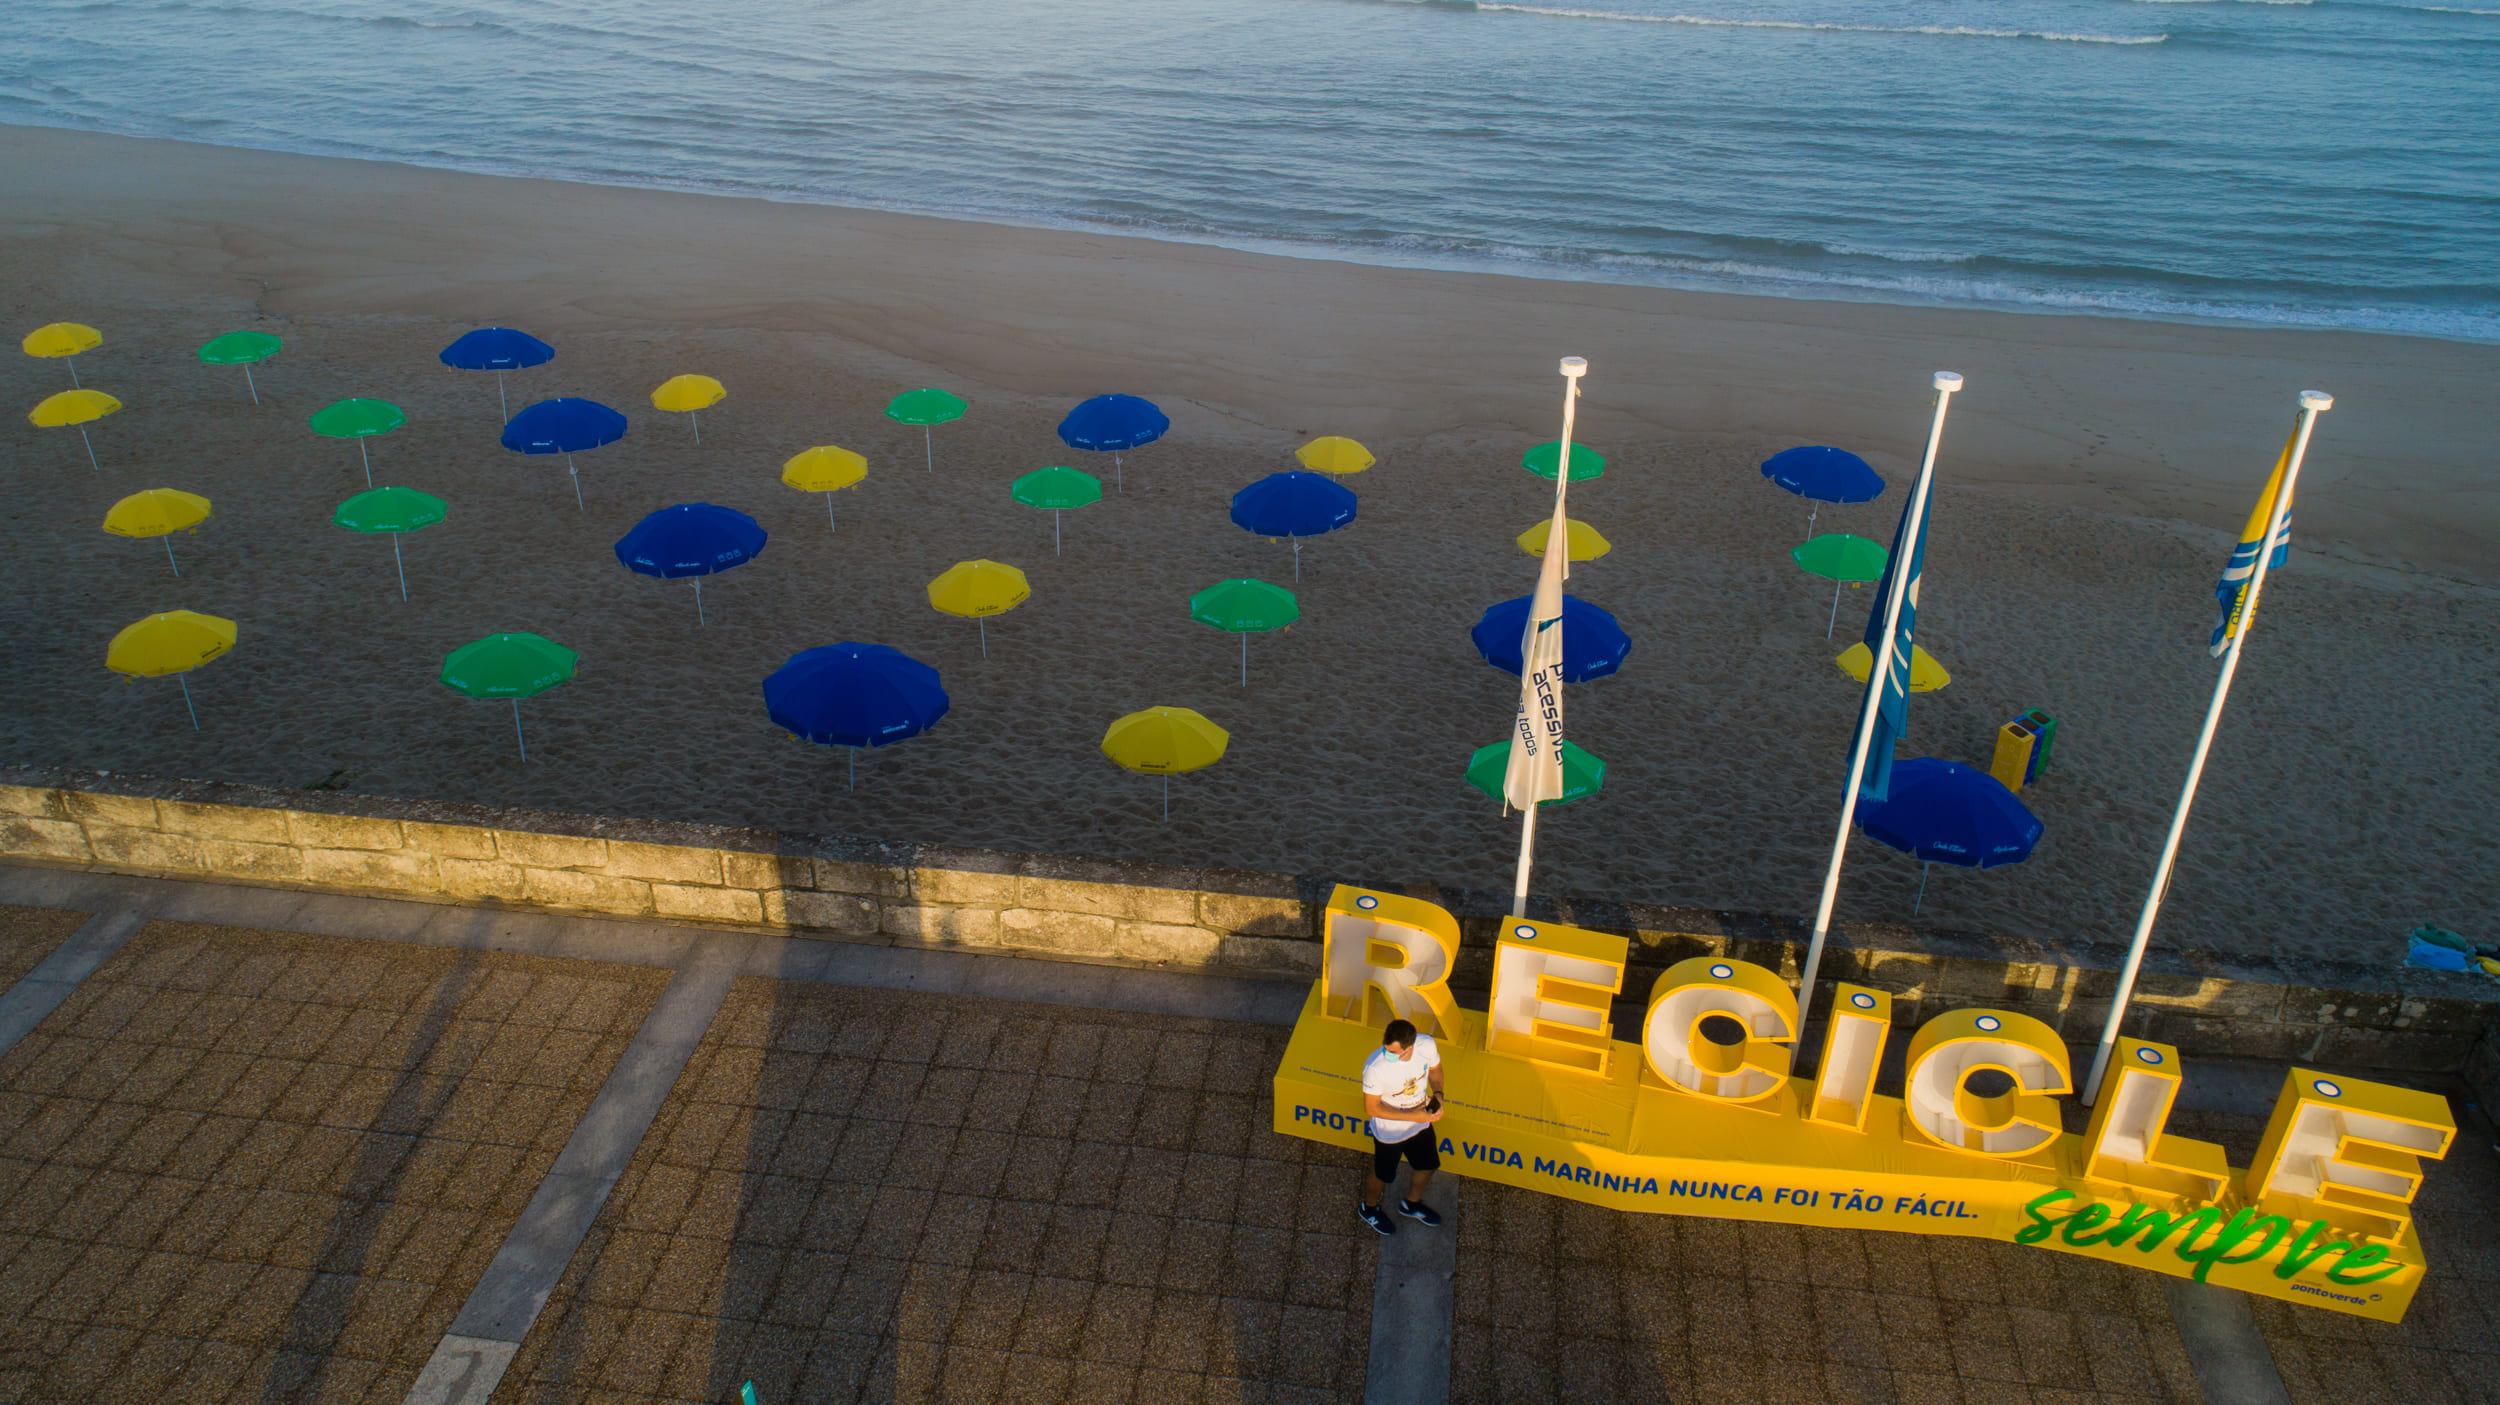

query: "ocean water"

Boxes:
[4, 0, 2495, 340]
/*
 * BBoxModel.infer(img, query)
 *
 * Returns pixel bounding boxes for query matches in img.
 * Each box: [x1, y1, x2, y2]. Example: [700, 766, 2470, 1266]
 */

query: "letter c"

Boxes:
[1641, 957, 1797, 1103]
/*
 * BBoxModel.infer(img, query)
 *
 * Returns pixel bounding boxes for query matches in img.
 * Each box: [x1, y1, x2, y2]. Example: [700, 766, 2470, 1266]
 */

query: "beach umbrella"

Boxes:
[885, 387, 967, 473]
[782, 446, 867, 532]
[1515, 517, 1610, 562]
[1295, 436, 1375, 475]
[309, 398, 407, 488]
[1470, 594, 1631, 683]
[1466, 738, 1605, 808]
[1835, 641, 1950, 693]
[1189, 578, 1298, 686]
[1856, 757, 2043, 914]
[615, 503, 767, 625]
[439, 327, 553, 419]
[1011, 465, 1103, 555]
[1229, 471, 1357, 581]
[1102, 705, 1228, 820]
[1793, 532, 1889, 639]
[1058, 394, 1168, 492]
[927, 559, 1030, 658]
[102, 489, 213, 577]
[441, 632, 577, 762]
[1763, 446, 1886, 540]
[762, 642, 949, 791]
[197, 331, 281, 404]
[652, 375, 726, 444]
[1523, 440, 1606, 482]
[502, 397, 629, 510]
[22, 323, 100, 386]
[334, 486, 448, 602]
[107, 610, 235, 731]
[30, 389, 121, 471]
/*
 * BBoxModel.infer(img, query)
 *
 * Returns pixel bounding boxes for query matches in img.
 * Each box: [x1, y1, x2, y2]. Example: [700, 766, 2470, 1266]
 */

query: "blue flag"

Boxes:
[1853, 486, 1930, 803]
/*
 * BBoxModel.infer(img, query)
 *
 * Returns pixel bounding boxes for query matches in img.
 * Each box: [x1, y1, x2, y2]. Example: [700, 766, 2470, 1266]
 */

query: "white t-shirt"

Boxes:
[1361, 1034, 1441, 1144]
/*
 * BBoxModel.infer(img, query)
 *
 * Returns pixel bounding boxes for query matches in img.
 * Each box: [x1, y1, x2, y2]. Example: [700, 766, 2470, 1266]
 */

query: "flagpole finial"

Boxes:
[1933, 371, 1964, 392]
[1560, 357, 1587, 378]
[2299, 390, 2333, 412]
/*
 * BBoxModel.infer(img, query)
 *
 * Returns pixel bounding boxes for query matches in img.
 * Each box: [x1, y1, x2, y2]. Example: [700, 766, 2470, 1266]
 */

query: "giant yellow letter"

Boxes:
[1640, 956, 1797, 1104]
[1486, 918, 1627, 1076]
[1319, 885, 1461, 1038]
[1901, 1008, 2070, 1158]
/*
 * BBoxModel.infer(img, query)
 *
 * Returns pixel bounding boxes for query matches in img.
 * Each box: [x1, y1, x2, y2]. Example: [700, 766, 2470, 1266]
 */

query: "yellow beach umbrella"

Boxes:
[782, 446, 868, 532]
[652, 374, 726, 443]
[1102, 705, 1229, 819]
[927, 559, 1031, 658]
[107, 610, 237, 730]
[1295, 435, 1375, 475]
[1835, 641, 1951, 693]
[30, 388, 122, 471]
[103, 489, 214, 577]
[22, 322, 101, 385]
[1515, 516, 1611, 562]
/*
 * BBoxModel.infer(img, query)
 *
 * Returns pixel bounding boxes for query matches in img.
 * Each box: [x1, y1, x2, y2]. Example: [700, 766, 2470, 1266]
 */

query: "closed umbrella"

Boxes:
[501, 397, 628, 509]
[615, 503, 767, 625]
[1762, 445, 1886, 541]
[102, 489, 212, 577]
[927, 560, 1030, 658]
[1295, 436, 1375, 475]
[439, 327, 553, 419]
[1466, 738, 1605, 808]
[782, 446, 867, 532]
[1189, 578, 1298, 686]
[1102, 705, 1228, 820]
[1792, 532, 1889, 639]
[30, 389, 121, 471]
[1856, 758, 2043, 913]
[107, 610, 235, 730]
[1228, 471, 1357, 581]
[334, 486, 448, 601]
[1523, 440, 1606, 481]
[885, 387, 967, 473]
[1011, 466, 1102, 554]
[308, 398, 407, 488]
[197, 331, 281, 404]
[22, 322, 100, 386]
[1835, 641, 1950, 693]
[1058, 394, 1168, 492]
[1515, 517, 1610, 562]
[763, 642, 949, 790]
[652, 375, 726, 443]
[441, 632, 577, 762]
[1470, 594, 1631, 683]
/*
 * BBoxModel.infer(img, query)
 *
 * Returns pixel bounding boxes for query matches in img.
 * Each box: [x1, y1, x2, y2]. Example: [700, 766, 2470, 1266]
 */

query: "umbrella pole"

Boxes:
[358, 439, 373, 488]
[827, 492, 836, 533]
[392, 534, 408, 602]
[1807, 504, 1817, 543]
[245, 364, 260, 406]
[849, 748, 856, 792]
[1511, 802, 1540, 918]
[1914, 862, 1930, 916]
[1055, 510, 1062, 556]
[80, 428, 98, 472]
[1827, 579, 1842, 639]
[69, 359, 80, 389]
[1293, 540, 1302, 582]
[567, 454, 584, 511]
[924, 425, 933, 474]
[1163, 775, 1170, 821]
[1240, 633, 1247, 687]
[979, 617, 988, 659]
[497, 370, 508, 421]
[1116, 453, 1123, 494]
[691, 411, 701, 446]
[514, 699, 527, 762]
[164, 536, 180, 578]
[695, 578, 706, 626]
[179, 675, 199, 731]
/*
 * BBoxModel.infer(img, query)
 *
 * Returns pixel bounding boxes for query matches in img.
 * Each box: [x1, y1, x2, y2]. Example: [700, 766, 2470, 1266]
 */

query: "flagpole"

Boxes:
[1795, 371, 1961, 1025]
[2083, 390, 2330, 1104]
[1512, 356, 1585, 918]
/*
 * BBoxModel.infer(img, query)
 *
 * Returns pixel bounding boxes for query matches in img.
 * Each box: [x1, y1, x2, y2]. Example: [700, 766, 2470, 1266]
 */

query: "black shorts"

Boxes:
[1372, 1131, 1440, 1181]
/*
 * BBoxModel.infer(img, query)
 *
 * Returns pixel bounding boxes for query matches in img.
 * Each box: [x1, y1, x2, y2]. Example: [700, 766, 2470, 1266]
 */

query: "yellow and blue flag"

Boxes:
[2209, 436, 2295, 657]
[1852, 481, 1930, 803]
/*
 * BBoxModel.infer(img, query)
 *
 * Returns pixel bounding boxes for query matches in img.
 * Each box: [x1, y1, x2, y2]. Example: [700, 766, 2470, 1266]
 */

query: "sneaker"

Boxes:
[1356, 1202, 1396, 1236]
[1397, 1198, 1442, 1227]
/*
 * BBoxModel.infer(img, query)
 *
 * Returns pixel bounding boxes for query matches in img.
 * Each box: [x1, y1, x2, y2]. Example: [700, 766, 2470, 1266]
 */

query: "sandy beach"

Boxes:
[3, 125, 2496, 967]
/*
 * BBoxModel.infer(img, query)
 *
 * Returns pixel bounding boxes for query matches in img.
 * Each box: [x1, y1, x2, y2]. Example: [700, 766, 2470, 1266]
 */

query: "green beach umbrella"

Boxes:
[1190, 578, 1299, 686]
[1791, 532, 1888, 639]
[1467, 738, 1606, 809]
[309, 397, 408, 488]
[1523, 440, 1607, 482]
[441, 632, 577, 762]
[334, 486, 447, 602]
[197, 330, 281, 404]
[885, 387, 968, 473]
[1012, 465, 1103, 554]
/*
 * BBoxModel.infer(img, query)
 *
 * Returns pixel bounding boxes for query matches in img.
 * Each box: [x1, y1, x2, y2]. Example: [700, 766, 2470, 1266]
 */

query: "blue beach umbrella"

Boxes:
[763, 642, 950, 791]
[1856, 758, 2043, 914]
[1470, 594, 1631, 683]
[502, 397, 628, 510]
[615, 503, 767, 626]
[440, 328, 554, 419]
[1762, 445, 1885, 541]
[1057, 394, 1169, 492]
[1229, 471, 1357, 581]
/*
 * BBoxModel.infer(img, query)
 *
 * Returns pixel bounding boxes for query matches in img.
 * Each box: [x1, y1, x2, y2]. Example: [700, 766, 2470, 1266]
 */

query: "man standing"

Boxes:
[1358, 1019, 1444, 1235]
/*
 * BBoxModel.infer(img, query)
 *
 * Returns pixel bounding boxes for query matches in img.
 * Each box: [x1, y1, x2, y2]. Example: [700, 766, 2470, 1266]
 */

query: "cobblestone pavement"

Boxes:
[0, 921, 670, 1404]
[497, 976, 1374, 1405]
[0, 904, 87, 990]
